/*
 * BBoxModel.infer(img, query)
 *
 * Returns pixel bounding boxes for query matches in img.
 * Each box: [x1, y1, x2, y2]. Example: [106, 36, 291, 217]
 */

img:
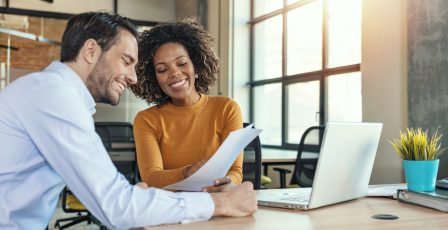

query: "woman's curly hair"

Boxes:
[130, 19, 220, 105]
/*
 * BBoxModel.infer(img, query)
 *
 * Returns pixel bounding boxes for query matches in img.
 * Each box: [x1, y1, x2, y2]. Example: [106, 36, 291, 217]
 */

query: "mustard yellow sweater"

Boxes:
[133, 94, 243, 188]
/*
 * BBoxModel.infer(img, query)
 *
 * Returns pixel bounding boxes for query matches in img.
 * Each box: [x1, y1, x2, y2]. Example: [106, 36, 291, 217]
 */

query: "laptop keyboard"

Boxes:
[280, 190, 311, 203]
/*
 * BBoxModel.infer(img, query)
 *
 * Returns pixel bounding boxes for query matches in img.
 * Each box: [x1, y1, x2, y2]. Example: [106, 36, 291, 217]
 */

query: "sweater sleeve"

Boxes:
[221, 99, 244, 184]
[133, 111, 188, 188]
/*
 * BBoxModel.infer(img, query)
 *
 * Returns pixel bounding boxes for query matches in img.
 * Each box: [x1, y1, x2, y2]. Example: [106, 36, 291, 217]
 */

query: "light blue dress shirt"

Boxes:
[0, 62, 214, 229]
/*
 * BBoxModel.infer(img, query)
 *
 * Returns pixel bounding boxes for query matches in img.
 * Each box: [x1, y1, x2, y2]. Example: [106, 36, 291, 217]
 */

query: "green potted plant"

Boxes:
[390, 128, 444, 192]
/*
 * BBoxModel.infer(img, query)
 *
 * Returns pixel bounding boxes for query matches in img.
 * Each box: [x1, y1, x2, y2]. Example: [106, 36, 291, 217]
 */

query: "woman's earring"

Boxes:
[195, 73, 199, 79]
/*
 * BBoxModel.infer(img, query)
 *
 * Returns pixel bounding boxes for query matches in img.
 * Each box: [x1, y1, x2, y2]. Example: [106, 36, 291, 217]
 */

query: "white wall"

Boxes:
[362, 0, 407, 184]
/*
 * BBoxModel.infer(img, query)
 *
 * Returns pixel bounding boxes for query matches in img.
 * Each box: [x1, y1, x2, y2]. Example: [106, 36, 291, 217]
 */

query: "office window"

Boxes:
[253, 15, 282, 80]
[286, 0, 322, 75]
[286, 80, 320, 144]
[254, 83, 282, 145]
[254, 0, 283, 18]
[249, 0, 361, 148]
[326, 72, 362, 122]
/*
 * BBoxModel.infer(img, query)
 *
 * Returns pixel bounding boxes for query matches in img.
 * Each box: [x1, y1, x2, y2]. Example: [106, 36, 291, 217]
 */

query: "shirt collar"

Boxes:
[45, 61, 96, 115]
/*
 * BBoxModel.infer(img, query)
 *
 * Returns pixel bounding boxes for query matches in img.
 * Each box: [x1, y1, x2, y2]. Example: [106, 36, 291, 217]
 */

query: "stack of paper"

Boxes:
[397, 189, 448, 212]
[164, 124, 262, 191]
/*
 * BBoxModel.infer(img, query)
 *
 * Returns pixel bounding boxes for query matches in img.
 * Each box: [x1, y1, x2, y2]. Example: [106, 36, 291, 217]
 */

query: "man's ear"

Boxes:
[82, 38, 101, 64]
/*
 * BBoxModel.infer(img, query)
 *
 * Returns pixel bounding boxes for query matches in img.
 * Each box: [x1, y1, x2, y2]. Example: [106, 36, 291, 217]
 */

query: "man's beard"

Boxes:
[86, 58, 120, 106]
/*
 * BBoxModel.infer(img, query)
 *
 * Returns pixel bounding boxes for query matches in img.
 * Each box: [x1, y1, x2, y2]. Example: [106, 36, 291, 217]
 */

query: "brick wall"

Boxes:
[0, 15, 66, 72]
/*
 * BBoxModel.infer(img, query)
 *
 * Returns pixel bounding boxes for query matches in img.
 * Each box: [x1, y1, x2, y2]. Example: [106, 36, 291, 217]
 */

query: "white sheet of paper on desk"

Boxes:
[367, 184, 407, 199]
[164, 124, 262, 191]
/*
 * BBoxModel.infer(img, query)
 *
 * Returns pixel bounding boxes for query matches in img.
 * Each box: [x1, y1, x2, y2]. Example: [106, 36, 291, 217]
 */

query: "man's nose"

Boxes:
[127, 69, 138, 85]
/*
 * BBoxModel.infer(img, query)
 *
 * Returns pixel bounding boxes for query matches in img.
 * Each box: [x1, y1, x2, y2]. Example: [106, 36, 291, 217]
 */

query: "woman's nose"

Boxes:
[171, 70, 182, 78]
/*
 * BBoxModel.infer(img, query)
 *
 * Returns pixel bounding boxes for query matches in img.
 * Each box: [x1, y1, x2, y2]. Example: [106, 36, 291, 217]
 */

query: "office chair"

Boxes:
[273, 125, 325, 188]
[242, 123, 263, 190]
[54, 187, 107, 230]
[94, 122, 139, 184]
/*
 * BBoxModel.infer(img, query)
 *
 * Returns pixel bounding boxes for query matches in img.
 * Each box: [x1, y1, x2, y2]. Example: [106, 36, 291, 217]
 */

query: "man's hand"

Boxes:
[209, 181, 257, 217]
[202, 177, 234, 193]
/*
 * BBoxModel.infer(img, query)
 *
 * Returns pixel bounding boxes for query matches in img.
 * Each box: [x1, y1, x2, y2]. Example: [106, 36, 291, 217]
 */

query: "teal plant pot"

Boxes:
[403, 159, 439, 192]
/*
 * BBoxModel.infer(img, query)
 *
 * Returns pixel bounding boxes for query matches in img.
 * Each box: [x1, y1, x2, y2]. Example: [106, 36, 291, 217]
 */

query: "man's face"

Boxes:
[87, 30, 138, 106]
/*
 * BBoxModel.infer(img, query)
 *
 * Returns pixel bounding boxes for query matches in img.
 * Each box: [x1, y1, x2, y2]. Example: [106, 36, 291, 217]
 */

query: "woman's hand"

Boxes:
[201, 177, 234, 193]
[136, 182, 148, 189]
[183, 157, 210, 178]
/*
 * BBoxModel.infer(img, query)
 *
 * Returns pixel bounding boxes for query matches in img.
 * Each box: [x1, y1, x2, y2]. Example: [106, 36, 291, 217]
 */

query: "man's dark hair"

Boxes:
[60, 11, 138, 62]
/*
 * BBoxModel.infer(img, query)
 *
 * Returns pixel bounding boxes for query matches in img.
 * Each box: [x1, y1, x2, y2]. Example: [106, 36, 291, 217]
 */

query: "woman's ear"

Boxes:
[82, 38, 101, 64]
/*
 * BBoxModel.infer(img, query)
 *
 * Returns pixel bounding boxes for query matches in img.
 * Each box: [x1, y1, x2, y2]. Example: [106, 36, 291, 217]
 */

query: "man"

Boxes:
[0, 12, 257, 229]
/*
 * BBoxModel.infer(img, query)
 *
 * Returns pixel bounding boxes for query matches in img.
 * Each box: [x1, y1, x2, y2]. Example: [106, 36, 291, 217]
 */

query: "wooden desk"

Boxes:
[146, 197, 447, 229]
[262, 148, 318, 163]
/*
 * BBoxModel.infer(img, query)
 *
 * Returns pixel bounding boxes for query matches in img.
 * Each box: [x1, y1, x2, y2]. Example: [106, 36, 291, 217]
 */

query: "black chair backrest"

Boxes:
[242, 123, 262, 190]
[291, 125, 325, 187]
[94, 122, 138, 184]
[94, 122, 134, 151]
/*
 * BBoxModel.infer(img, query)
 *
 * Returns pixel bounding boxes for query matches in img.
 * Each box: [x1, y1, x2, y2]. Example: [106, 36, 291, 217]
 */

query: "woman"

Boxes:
[131, 20, 243, 192]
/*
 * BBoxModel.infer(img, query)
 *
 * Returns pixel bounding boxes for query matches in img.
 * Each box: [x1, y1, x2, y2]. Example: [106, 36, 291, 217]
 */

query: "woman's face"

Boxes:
[153, 42, 199, 106]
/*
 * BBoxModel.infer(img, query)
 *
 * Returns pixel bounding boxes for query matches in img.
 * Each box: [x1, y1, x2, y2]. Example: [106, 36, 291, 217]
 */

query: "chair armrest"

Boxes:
[273, 167, 292, 188]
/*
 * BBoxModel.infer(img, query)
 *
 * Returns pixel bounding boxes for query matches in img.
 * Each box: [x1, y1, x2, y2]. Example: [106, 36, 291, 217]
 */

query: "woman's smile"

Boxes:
[169, 78, 188, 89]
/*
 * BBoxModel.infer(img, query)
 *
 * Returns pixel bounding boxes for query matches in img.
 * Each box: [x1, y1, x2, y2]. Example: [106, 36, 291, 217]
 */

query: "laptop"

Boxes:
[257, 122, 383, 210]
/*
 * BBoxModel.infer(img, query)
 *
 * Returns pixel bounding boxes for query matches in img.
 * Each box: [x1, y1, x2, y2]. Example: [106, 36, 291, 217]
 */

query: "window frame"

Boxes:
[248, 0, 361, 150]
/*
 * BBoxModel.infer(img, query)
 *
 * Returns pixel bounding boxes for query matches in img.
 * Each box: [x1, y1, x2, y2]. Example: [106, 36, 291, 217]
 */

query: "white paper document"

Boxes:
[164, 124, 262, 191]
[367, 184, 407, 198]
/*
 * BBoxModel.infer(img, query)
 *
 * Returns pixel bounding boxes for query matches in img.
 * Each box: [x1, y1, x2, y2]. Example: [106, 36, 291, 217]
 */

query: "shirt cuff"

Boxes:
[178, 191, 214, 224]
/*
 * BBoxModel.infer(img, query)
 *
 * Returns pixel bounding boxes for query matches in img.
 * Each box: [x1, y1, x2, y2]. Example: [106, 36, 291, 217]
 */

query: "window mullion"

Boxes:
[249, 0, 255, 123]
[320, 0, 329, 125]
[282, 0, 287, 148]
